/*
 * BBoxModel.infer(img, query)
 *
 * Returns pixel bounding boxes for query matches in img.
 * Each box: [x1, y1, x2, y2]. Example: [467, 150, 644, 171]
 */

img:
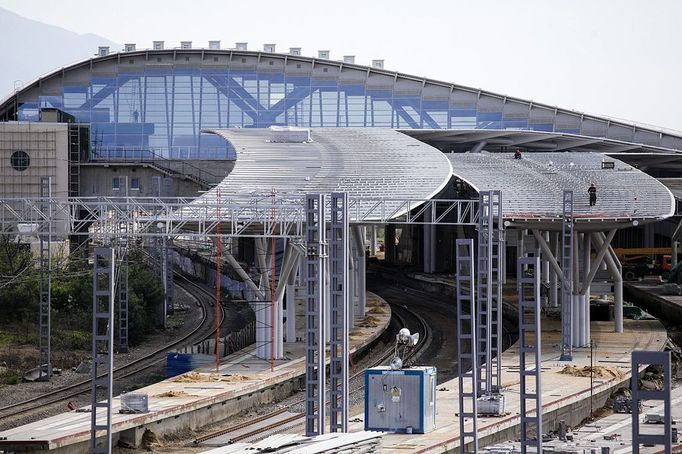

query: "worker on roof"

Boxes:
[588, 183, 597, 206]
[514, 148, 522, 160]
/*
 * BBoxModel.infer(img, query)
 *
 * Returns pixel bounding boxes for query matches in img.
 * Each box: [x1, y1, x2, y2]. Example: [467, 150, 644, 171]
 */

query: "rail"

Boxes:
[0, 277, 224, 428]
[90, 147, 225, 188]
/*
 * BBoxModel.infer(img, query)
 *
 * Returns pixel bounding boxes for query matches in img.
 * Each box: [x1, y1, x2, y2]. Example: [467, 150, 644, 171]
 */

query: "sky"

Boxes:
[1, 0, 681, 131]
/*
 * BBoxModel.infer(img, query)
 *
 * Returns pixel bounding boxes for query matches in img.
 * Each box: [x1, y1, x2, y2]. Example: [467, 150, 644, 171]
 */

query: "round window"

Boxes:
[10, 151, 30, 171]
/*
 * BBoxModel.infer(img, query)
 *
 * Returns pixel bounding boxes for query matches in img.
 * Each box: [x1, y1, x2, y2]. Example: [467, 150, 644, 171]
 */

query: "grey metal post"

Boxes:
[518, 256, 543, 454]
[37, 176, 52, 381]
[560, 190, 574, 361]
[305, 194, 327, 436]
[329, 192, 349, 432]
[477, 191, 493, 395]
[456, 239, 478, 454]
[631, 351, 672, 454]
[91, 248, 115, 454]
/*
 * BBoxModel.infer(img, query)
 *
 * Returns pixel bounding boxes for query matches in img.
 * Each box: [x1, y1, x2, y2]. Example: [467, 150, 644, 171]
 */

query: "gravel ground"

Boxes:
[0, 286, 203, 429]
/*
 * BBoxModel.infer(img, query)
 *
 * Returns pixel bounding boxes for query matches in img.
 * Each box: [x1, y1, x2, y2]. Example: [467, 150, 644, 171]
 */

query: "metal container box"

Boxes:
[364, 366, 436, 433]
[120, 393, 148, 413]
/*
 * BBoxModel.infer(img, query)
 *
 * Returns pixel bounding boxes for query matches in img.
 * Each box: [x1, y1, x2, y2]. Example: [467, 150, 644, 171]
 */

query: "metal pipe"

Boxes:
[531, 229, 563, 278]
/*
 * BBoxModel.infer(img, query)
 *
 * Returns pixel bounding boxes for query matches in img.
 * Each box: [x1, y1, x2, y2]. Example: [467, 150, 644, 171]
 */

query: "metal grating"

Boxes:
[560, 190, 573, 361]
[37, 176, 52, 381]
[517, 256, 543, 454]
[305, 194, 326, 436]
[456, 239, 478, 453]
[631, 351, 672, 453]
[329, 192, 349, 433]
[90, 248, 115, 454]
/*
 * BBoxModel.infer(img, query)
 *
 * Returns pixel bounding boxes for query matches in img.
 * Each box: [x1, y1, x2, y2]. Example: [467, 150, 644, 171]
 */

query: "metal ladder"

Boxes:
[329, 192, 349, 433]
[305, 194, 327, 436]
[90, 248, 115, 454]
[456, 239, 478, 453]
[518, 256, 543, 454]
[560, 190, 573, 361]
[37, 176, 52, 381]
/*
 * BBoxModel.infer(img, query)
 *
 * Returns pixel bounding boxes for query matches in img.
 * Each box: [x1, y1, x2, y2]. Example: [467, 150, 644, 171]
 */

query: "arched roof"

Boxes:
[447, 151, 675, 230]
[2, 48, 682, 151]
[192, 127, 452, 221]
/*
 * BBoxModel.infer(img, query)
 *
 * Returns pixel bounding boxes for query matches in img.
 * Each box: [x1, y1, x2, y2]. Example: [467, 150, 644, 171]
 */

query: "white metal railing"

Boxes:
[0, 196, 480, 239]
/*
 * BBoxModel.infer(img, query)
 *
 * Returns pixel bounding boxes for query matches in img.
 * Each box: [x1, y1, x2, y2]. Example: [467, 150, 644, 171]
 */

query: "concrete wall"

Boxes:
[0, 122, 68, 198]
[0, 122, 69, 237]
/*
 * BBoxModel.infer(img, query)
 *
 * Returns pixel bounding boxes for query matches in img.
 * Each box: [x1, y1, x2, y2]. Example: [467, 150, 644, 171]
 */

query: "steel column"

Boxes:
[305, 194, 327, 436]
[518, 256, 543, 454]
[632, 351, 672, 454]
[560, 190, 574, 361]
[90, 248, 115, 454]
[491, 190, 503, 392]
[329, 192, 349, 432]
[477, 190, 502, 394]
[476, 191, 493, 395]
[456, 239, 478, 454]
[37, 176, 52, 381]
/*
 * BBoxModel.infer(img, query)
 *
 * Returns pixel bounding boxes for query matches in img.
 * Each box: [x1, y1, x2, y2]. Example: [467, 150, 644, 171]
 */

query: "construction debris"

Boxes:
[559, 365, 625, 380]
[169, 371, 251, 383]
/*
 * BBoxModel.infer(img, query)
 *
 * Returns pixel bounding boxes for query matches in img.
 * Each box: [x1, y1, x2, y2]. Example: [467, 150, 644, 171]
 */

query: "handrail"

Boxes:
[90, 147, 225, 185]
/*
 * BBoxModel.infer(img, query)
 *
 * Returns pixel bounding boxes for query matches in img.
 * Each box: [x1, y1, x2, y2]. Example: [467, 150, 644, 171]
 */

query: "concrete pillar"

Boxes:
[348, 240, 356, 329]
[549, 232, 559, 308]
[593, 233, 624, 333]
[572, 231, 581, 348]
[370, 225, 377, 256]
[276, 288, 284, 358]
[542, 231, 550, 286]
[353, 225, 367, 320]
[423, 206, 436, 273]
[286, 265, 297, 342]
[583, 233, 591, 346]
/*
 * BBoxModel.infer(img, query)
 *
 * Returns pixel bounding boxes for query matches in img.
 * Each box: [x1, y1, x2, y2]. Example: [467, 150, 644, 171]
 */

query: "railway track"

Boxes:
[0, 274, 224, 428]
[193, 299, 430, 445]
[193, 273, 518, 446]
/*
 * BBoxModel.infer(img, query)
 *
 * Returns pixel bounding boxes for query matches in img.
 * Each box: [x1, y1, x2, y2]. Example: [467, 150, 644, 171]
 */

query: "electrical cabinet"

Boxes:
[364, 366, 436, 433]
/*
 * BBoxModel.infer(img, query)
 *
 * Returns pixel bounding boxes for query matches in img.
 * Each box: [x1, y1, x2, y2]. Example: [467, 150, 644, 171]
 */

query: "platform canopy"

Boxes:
[447, 151, 675, 231]
[192, 127, 453, 221]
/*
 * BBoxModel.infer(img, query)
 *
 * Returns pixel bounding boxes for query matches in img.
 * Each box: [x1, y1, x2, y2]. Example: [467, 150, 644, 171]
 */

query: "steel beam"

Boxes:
[456, 239, 478, 453]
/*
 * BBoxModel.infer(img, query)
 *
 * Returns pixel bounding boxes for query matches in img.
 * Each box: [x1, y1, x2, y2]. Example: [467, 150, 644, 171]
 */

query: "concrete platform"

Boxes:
[625, 280, 682, 322]
[352, 317, 667, 453]
[0, 293, 391, 454]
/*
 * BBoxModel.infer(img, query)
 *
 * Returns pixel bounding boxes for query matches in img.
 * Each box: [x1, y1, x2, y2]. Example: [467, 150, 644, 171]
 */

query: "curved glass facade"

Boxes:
[6, 51, 681, 159]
